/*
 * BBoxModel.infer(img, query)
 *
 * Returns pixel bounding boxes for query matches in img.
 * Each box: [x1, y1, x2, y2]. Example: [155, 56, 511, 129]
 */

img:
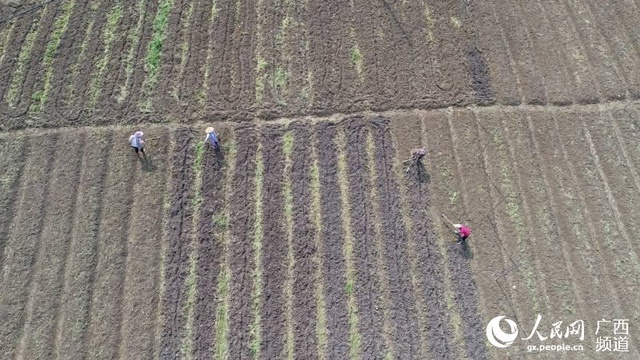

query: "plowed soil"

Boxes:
[192, 143, 226, 359]
[2, 1, 640, 359]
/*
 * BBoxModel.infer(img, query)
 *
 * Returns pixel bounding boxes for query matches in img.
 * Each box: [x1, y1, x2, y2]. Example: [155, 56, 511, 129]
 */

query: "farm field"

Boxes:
[1, 0, 640, 359]
[1, 102, 640, 359]
[0, 0, 640, 130]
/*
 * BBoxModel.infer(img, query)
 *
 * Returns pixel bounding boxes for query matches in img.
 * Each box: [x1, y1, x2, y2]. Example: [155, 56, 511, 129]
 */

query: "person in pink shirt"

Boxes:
[454, 223, 472, 244]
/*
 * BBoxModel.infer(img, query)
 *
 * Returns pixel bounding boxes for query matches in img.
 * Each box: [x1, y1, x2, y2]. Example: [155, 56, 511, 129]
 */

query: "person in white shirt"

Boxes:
[204, 127, 219, 149]
[129, 131, 146, 158]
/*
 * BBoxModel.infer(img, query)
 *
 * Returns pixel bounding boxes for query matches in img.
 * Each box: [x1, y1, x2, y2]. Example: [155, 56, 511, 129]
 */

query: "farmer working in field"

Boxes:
[403, 147, 427, 172]
[442, 214, 472, 244]
[454, 223, 472, 244]
[411, 148, 426, 162]
[129, 131, 146, 158]
[204, 127, 220, 149]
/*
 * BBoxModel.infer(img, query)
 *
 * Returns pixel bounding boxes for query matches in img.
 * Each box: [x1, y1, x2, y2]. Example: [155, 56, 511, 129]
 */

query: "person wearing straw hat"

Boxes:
[204, 127, 219, 149]
[129, 130, 146, 158]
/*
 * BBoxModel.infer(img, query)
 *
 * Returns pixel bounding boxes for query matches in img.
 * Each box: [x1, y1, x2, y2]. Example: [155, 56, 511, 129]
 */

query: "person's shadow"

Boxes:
[140, 156, 158, 172]
[407, 161, 431, 184]
[460, 239, 474, 259]
[415, 162, 431, 184]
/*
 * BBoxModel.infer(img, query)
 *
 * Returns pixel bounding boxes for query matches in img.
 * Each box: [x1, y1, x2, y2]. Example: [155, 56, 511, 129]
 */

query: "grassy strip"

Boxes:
[88, 2, 123, 109]
[140, 0, 175, 112]
[349, 44, 363, 79]
[29, 0, 75, 113]
[254, 0, 266, 104]
[296, 0, 312, 106]
[214, 139, 237, 360]
[249, 143, 264, 358]
[273, 0, 293, 104]
[335, 130, 361, 359]
[67, 0, 100, 101]
[198, 0, 220, 105]
[181, 140, 205, 359]
[171, 0, 195, 100]
[117, 0, 146, 102]
[365, 132, 395, 359]
[346, 0, 362, 80]
[282, 131, 295, 360]
[6, 9, 47, 107]
[309, 144, 328, 360]
[422, 2, 435, 43]
[0, 22, 16, 68]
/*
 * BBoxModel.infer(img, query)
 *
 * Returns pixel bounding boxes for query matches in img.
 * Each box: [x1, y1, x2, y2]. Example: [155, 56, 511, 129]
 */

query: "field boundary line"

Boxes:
[1, 99, 640, 135]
